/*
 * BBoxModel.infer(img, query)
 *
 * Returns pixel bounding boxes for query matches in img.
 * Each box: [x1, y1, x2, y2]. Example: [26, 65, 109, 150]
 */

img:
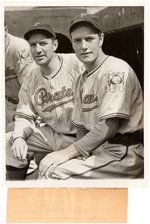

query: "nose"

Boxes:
[81, 39, 87, 49]
[36, 44, 42, 53]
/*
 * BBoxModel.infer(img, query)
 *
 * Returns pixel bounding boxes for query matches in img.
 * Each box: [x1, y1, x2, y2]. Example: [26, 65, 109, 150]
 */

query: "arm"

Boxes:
[73, 118, 119, 158]
[11, 78, 38, 160]
[76, 126, 88, 140]
[38, 118, 118, 178]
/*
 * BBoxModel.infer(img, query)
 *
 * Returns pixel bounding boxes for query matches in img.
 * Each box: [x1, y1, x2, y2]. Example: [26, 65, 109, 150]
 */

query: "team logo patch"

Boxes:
[19, 49, 33, 63]
[107, 72, 125, 91]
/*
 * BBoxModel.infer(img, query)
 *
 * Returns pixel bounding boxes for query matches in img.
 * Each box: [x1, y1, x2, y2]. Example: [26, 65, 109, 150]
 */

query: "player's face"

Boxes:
[28, 33, 58, 65]
[71, 24, 104, 69]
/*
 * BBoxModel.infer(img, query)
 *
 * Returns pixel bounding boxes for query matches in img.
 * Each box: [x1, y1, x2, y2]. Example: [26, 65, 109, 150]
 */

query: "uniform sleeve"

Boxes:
[15, 42, 36, 85]
[98, 65, 134, 120]
[12, 78, 38, 140]
[73, 118, 118, 158]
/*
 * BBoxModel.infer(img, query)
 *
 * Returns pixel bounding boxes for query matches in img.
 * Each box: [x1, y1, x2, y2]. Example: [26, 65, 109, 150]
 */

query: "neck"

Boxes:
[85, 50, 107, 73]
[41, 53, 60, 78]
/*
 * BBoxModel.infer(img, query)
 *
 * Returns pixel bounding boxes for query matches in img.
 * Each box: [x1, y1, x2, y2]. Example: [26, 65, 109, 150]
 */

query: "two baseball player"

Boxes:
[5, 23, 35, 132]
[38, 14, 144, 180]
[6, 23, 83, 180]
[6, 14, 144, 180]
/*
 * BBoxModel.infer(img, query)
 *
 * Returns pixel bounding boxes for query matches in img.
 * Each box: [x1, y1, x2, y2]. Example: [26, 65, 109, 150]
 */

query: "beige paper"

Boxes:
[7, 188, 127, 223]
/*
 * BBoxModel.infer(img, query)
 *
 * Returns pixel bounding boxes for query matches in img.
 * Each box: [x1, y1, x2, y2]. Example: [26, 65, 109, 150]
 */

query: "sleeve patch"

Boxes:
[107, 72, 125, 91]
[19, 49, 33, 63]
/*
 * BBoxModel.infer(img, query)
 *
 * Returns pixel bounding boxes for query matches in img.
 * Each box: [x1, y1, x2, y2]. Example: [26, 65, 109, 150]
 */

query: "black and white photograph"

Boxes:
[3, 3, 146, 188]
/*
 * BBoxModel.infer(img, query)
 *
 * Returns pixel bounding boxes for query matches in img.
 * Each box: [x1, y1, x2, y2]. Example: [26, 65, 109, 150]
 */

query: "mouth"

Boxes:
[36, 55, 45, 60]
[81, 52, 91, 56]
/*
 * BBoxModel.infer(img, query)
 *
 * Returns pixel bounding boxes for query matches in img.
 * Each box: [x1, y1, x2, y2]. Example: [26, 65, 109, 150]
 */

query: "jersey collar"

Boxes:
[84, 55, 109, 78]
[41, 54, 63, 80]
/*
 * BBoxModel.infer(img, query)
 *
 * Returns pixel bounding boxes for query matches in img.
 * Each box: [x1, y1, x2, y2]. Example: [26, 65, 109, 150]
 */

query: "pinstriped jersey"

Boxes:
[71, 56, 143, 134]
[13, 54, 83, 139]
[5, 34, 35, 100]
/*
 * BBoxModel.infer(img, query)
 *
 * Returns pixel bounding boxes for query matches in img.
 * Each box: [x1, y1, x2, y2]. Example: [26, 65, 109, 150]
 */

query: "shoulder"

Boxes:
[10, 34, 30, 49]
[106, 56, 130, 71]
[58, 53, 83, 67]
[23, 66, 41, 87]
[102, 56, 136, 80]
[101, 56, 140, 90]
[9, 34, 32, 61]
[58, 53, 84, 78]
[59, 53, 77, 60]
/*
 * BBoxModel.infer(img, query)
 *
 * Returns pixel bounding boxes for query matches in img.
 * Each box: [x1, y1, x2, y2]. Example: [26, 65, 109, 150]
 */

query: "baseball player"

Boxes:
[5, 23, 35, 132]
[6, 23, 83, 180]
[38, 14, 144, 180]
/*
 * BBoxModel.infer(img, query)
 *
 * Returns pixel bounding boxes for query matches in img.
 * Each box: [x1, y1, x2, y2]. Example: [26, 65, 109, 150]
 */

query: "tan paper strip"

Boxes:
[7, 188, 128, 223]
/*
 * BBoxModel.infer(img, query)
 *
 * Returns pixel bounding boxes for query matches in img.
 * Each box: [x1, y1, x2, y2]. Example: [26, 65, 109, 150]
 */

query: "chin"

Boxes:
[82, 59, 93, 64]
[36, 60, 45, 65]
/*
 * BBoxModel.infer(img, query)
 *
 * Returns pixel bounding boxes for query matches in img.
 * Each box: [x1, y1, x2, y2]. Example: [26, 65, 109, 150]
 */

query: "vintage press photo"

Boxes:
[2, 3, 147, 188]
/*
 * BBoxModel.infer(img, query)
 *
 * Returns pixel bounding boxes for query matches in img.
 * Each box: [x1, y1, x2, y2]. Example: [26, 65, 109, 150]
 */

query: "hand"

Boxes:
[38, 150, 70, 179]
[11, 137, 28, 161]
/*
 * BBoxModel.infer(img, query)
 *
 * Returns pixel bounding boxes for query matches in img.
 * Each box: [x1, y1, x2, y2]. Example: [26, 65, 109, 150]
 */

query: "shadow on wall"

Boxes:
[56, 32, 74, 53]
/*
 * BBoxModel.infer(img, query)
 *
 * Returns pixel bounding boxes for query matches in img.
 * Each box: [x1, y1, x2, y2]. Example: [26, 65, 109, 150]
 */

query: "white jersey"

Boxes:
[13, 54, 83, 139]
[5, 34, 35, 100]
[71, 56, 143, 134]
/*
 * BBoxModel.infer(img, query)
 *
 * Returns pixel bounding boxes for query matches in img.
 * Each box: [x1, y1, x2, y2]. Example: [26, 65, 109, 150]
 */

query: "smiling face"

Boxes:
[28, 33, 58, 66]
[71, 23, 104, 70]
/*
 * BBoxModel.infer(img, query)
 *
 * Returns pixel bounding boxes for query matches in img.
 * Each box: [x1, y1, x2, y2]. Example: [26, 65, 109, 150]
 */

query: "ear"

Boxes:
[53, 39, 58, 51]
[99, 33, 104, 48]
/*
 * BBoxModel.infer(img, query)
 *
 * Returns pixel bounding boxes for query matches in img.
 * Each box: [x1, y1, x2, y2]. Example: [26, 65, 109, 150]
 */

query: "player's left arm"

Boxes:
[73, 118, 119, 158]
[38, 118, 118, 178]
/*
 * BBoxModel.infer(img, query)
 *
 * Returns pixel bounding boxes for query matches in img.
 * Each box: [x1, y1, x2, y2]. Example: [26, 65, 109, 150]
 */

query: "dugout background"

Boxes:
[5, 6, 144, 89]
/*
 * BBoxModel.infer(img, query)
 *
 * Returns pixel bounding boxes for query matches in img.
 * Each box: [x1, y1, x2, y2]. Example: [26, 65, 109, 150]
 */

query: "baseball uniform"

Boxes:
[5, 33, 35, 131]
[45, 55, 144, 180]
[6, 53, 83, 168]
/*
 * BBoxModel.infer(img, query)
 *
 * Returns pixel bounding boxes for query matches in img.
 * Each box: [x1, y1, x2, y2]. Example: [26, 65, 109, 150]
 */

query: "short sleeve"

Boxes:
[16, 43, 35, 84]
[98, 66, 134, 120]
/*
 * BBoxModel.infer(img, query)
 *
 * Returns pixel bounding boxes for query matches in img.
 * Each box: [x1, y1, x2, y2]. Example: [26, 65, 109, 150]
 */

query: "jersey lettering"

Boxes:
[42, 98, 74, 112]
[5, 67, 16, 78]
[34, 86, 73, 106]
[82, 94, 97, 104]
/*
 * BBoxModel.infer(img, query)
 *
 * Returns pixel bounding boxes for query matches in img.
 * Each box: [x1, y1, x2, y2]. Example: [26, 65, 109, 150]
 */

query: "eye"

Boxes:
[40, 41, 47, 46]
[30, 43, 36, 47]
[73, 39, 81, 43]
[86, 37, 94, 41]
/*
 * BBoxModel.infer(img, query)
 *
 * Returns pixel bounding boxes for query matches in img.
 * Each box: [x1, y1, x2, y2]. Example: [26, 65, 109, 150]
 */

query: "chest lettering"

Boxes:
[82, 94, 97, 104]
[34, 86, 73, 106]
